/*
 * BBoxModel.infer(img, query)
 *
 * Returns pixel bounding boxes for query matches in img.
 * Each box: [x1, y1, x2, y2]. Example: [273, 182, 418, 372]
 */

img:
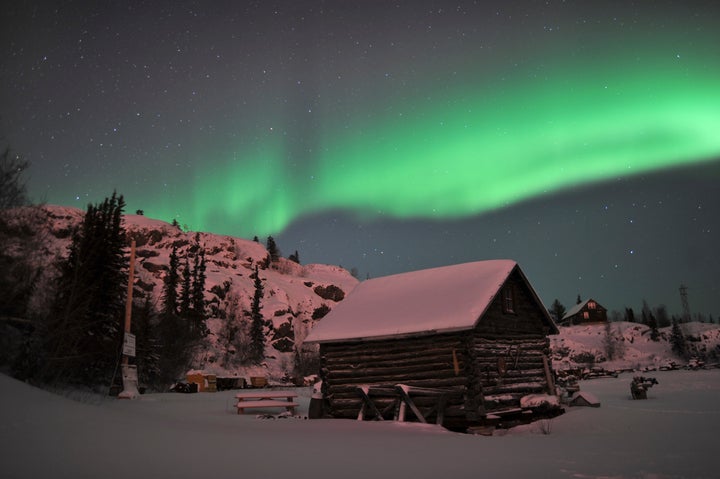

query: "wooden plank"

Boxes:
[323, 338, 458, 354]
[542, 355, 555, 394]
[327, 377, 468, 392]
[324, 347, 462, 365]
[436, 394, 448, 425]
[401, 385, 460, 397]
[236, 400, 299, 414]
[327, 361, 457, 379]
[326, 368, 461, 385]
[235, 391, 298, 400]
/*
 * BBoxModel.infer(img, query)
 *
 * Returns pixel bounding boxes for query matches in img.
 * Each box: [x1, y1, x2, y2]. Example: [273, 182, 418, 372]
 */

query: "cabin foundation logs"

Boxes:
[318, 331, 556, 426]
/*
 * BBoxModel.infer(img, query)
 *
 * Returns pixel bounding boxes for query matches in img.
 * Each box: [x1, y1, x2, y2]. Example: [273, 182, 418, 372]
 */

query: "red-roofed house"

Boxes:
[561, 298, 608, 326]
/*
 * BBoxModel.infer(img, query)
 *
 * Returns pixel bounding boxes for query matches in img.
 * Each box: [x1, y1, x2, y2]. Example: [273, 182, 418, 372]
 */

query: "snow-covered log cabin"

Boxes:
[305, 259, 560, 430]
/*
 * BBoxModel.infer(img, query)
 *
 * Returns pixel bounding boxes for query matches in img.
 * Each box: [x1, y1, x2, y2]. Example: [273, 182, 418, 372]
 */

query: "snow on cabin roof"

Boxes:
[305, 259, 521, 343]
[563, 300, 590, 320]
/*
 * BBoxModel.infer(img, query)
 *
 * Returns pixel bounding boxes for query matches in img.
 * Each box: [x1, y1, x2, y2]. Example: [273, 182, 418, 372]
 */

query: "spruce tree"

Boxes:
[179, 255, 192, 318]
[132, 295, 161, 389]
[550, 299, 566, 323]
[648, 313, 659, 341]
[640, 301, 660, 340]
[42, 192, 128, 385]
[670, 319, 687, 358]
[159, 244, 190, 384]
[191, 249, 207, 337]
[162, 245, 180, 317]
[249, 266, 265, 363]
[266, 236, 280, 263]
[288, 250, 300, 264]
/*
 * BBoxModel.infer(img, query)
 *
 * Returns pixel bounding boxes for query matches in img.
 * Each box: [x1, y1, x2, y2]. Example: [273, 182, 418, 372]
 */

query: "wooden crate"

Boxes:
[186, 373, 205, 391]
[205, 374, 217, 392]
[250, 376, 268, 388]
[186, 373, 217, 392]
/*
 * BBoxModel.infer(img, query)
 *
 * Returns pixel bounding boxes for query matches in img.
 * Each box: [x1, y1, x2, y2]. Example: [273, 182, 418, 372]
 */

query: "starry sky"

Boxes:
[2, 1, 719, 317]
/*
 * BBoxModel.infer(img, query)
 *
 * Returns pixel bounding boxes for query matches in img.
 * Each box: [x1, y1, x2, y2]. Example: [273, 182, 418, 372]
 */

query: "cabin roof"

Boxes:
[306, 259, 556, 343]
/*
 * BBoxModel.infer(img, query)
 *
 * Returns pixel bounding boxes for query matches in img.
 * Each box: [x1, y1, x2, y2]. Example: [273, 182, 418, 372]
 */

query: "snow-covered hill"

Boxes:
[551, 321, 720, 371]
[5, 205, 359, 383]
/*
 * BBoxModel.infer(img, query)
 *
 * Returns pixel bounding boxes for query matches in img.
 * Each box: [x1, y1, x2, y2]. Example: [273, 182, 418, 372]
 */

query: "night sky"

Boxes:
[2, 1, 719, 317]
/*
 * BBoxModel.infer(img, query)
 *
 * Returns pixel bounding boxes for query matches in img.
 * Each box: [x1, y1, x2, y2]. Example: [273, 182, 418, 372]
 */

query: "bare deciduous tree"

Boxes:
[0, 147, 30, 210]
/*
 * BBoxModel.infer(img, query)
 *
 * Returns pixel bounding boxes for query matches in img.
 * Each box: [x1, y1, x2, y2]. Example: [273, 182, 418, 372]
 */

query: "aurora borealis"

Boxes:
[2, 1, 719, 315]
[189, 41, 720, 236]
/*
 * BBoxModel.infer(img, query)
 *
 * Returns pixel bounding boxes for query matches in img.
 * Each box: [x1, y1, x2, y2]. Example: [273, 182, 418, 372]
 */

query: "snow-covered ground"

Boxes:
[2, 369, 718, 478]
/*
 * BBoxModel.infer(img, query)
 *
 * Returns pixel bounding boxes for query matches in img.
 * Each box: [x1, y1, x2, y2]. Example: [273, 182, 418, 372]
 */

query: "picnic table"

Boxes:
[235, 390, 299, 415]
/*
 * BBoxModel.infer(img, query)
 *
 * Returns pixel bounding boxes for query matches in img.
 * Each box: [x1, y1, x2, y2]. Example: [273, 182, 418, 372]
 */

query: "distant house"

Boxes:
[561, 298, 608, 325]
[305, 259, 560, 430]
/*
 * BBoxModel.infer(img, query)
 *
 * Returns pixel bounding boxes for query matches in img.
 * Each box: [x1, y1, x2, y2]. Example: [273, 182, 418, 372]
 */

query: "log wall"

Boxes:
[319, 332, 469, 422]
[471, 270, 554, 411]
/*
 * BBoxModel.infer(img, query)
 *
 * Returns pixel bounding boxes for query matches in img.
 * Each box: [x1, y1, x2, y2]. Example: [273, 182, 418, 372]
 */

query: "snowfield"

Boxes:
[2, 369, 719, 479]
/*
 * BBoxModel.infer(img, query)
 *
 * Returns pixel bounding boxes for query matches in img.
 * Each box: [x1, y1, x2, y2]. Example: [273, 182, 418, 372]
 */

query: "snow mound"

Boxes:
[520, 394, 560, 409]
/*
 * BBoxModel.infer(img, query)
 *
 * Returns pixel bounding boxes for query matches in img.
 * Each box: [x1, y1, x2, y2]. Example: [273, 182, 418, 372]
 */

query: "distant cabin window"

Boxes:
[583, 311, 590, 320]
[588, 301, 596, 310]
[502, 287, 515, 314]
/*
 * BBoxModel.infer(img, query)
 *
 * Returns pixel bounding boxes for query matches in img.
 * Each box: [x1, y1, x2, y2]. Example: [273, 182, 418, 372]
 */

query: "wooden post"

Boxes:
[118, 240, 139, 399]
[122, 240, 136, 366]
[542, 355, 555, 395]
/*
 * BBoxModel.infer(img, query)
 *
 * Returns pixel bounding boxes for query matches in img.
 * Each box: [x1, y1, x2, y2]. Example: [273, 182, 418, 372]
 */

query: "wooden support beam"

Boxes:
[356, 386, 384, 421]
[396, 385, 427, 424]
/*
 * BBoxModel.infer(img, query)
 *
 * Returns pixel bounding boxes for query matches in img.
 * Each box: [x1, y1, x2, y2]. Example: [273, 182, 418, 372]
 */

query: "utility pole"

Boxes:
[123, 239, 136, 364]
[119, 240, 139, 399]
[679, 284, 691, 323]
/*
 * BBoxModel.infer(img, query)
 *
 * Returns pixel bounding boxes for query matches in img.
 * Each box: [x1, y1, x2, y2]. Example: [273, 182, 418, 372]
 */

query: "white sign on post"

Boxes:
[123, 332, 136, 357]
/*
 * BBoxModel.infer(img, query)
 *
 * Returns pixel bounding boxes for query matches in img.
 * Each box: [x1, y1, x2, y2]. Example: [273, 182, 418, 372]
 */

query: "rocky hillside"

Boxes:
[551, 321, 720, 372]
[4, 205, 359, 383]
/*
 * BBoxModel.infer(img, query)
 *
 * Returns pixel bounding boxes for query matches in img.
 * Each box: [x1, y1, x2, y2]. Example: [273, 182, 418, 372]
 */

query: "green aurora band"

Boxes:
[167, 49, 720, 238]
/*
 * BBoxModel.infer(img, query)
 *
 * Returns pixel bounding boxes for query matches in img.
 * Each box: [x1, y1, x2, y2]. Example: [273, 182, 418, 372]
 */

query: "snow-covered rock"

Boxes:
[551, 321, 720, 372]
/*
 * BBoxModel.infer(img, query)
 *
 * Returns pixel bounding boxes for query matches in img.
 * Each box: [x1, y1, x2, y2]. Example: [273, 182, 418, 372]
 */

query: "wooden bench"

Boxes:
[235, 391, 299, 415]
